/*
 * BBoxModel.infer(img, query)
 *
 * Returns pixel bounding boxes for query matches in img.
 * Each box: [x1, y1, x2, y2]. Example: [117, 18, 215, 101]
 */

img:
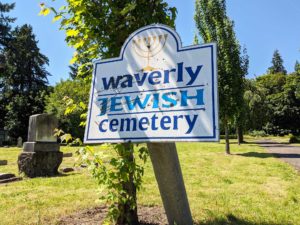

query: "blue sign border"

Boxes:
[84, 24, 218, 143]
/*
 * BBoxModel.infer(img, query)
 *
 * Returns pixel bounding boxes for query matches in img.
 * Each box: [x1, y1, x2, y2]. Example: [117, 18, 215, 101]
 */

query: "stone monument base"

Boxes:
[18, 151, 63, 178]
[23, 142, 60, 152]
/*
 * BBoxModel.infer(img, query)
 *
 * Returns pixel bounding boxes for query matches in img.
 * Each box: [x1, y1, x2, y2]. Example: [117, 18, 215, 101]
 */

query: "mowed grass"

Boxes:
[0, 139, 300, 225]
[0, 146, 98, 225]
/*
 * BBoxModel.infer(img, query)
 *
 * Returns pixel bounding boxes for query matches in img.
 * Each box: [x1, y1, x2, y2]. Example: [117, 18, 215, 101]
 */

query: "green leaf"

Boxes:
[79, 121, 86, 127]
[120, 3, 137, 16]
[79, 102, 87, 110]
[59, 5, 67, 11]
[39, 8, 50, 16]
[60, 133, 73, 143]
[69, 52, 78, 64]
[49, 7, 58, 15]
[80, 113, 87, 119]
[53, 128, 64, 137]
[74, 40, 85, 49]
[52, 15, 62, 22]
[66, 29, 79, 37]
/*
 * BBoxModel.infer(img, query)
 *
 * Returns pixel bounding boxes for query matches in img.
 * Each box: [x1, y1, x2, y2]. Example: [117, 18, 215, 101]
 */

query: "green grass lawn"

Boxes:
[1, 139, 300, 225]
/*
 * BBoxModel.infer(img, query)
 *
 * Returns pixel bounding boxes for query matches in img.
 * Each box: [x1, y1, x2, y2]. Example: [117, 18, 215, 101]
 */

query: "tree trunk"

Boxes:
[117, 143, 139, 225]
[225, 123, 230, 154]
[237, 126, 244, 145]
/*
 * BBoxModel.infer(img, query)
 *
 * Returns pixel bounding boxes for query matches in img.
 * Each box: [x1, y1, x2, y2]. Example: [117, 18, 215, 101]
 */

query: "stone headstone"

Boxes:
[0, 173, 15, 180]
[17, 137, 23, 148]
[18, 114, 63, 178]
[0, 160, 8, 166]
[27, 114, 57, 142]
[80, 164, 88, 168]
[61, 167, 74, 173]
[23, 114, 59, 152]
[63, 152, 73, 158]
[0, 173, 22, 184]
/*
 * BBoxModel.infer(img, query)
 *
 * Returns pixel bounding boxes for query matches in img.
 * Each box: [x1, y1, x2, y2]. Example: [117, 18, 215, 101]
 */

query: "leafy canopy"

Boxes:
[45, 79, 90, 140]
[41, 0, 176, 79]
[195, 0, 248, 152]
[195, 0, 248, 123]
[255, 73, 300, 135]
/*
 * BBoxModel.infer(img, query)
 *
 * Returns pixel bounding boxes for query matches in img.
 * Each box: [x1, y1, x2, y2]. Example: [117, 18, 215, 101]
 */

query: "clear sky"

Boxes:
[3, 0, 300, 85]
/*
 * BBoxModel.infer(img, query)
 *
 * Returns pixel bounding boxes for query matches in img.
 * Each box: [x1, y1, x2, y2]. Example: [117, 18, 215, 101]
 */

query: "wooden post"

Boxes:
[147, 142, 193, 225]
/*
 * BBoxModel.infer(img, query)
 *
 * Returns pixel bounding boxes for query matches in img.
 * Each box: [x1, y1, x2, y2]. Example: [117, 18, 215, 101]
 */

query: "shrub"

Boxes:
[289, 134, 300, 143]
[220, 134, 237, 139]
[248, 130, 268, 137]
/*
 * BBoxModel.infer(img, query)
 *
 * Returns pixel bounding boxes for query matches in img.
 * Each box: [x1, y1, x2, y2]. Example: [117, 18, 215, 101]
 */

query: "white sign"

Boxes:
[84, 24, 219, 143]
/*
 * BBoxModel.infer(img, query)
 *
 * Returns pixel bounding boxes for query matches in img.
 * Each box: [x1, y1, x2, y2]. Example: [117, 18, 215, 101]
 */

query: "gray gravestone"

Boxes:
[0, 173, 22, 184]
[63, 152, 73, 158]
[0, 173, 15, 180]
[17, 137, 23, 148]
[18, 114, 63, 177]
[61, 167, 74, 173]
[0, 160, 7, 166]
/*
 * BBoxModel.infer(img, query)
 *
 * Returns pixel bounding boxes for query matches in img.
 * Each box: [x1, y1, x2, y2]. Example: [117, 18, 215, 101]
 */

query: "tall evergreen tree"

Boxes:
[0, 2, 15, 49]
[194, 0, 248, 153]
[3, 25, 49, 93]
[0, 2, 15, 130]
[295, 60, 300, 75]
[268, 49, 287, 75]
[2, 25, 50, 140]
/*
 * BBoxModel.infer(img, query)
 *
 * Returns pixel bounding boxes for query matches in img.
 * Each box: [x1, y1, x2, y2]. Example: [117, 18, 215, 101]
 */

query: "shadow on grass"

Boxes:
[192, 214, 288, 225]
[259, 144, 298, 148]
[51, 172, 78, 177]
[236, 152, 300, 159]
[24, 172, 77, 178]
[221, 141, 250, 144]
[141, 214, 286, 225]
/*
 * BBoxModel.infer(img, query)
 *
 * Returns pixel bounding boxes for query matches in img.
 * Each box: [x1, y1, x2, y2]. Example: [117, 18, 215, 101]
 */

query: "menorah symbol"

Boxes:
[132, 34, 168, 71]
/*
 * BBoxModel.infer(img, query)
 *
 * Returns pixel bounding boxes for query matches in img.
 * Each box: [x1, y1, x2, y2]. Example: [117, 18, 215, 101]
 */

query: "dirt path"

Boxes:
[257, 140, 300, 171]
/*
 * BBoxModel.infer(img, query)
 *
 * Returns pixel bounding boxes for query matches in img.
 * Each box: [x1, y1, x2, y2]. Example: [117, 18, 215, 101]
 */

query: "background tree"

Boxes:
[45, 79, 90, 140]
[0, 2, 15, 49]
[43, 1, 176, 224]
[235, 48, 249, 145]
[234, 90, 247, 145]
[193, 33, 199, 45]
[243, 79, 268, 131]
[194, 0, 248, 153]
[1, 24, 50, 140]
[295, 60, 300, 75]
[268, 49, 287, 75]
[4, 91, 48, 140]
[0, 2, 15, 131]
[256, 73, 300, 135]
[68, 64, 79, 79]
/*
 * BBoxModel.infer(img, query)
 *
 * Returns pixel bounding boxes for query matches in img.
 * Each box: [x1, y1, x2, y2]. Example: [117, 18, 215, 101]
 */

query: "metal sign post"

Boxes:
[84, 24, 219, 225]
